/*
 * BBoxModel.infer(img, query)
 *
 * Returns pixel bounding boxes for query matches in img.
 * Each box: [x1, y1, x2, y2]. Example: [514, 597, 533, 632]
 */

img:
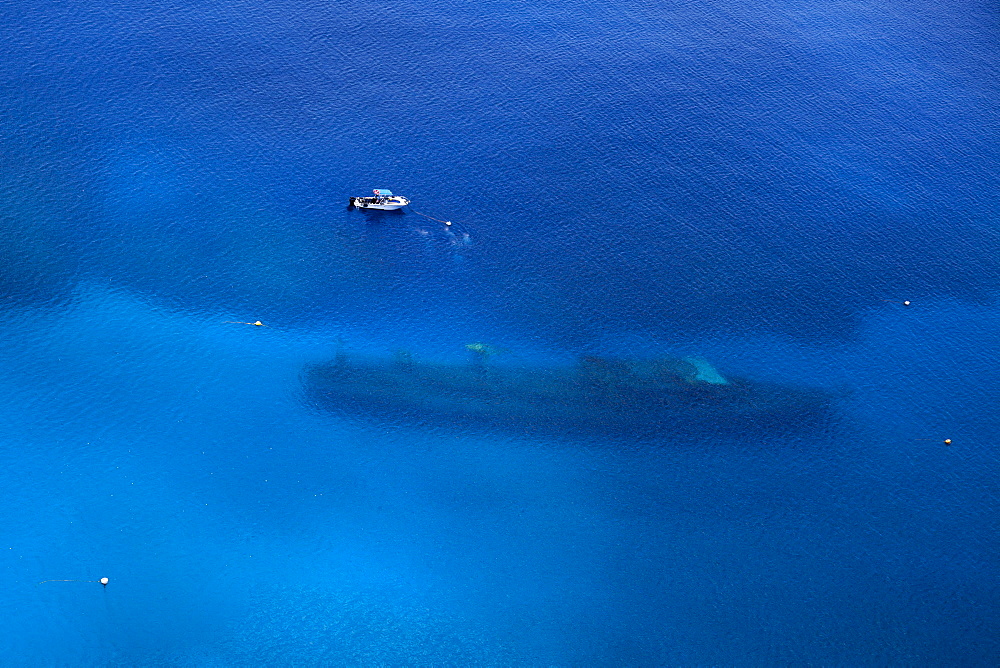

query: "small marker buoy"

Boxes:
[943, 439, 952, 446]
[903, 301, 911, 306]
[445, 221, 452, 226]
[253, 321, 264, 326]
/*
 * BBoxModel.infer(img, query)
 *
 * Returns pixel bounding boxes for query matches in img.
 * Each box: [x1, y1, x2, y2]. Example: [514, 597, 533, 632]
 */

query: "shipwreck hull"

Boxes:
[302, 355, 831, 438]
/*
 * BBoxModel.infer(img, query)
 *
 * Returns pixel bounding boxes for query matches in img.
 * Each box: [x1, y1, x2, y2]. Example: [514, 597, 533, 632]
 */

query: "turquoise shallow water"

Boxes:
[1, 0, 999, 663]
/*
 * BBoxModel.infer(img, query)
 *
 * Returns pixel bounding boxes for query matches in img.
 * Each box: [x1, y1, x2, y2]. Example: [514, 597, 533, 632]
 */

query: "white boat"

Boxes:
[350, 189, 410, 210]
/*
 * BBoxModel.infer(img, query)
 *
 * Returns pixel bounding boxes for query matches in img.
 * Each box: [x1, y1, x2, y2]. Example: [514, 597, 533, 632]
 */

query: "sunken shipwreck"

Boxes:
[302, 344, 831, 438]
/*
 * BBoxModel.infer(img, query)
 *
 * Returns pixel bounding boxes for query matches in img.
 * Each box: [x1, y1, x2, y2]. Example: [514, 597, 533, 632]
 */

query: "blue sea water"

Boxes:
[1, 0, 998, 663]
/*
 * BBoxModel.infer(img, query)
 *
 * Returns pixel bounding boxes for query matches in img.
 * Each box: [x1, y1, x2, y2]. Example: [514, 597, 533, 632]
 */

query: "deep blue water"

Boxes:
[1, 0, 998, 663]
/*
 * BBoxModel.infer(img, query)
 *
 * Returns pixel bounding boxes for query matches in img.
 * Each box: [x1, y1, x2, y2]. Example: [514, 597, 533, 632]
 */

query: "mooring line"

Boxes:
[39, 577, 109, 587]
[410, 209, 454, 227]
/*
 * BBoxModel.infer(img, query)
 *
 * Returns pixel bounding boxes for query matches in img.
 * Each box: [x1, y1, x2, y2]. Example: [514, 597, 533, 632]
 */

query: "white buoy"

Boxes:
[100, 577, 109, 586]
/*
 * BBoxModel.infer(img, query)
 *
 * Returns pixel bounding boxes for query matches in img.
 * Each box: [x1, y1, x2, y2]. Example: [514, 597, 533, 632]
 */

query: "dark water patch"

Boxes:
[0, 108, 98, 308]
[5, 0, 997, 341]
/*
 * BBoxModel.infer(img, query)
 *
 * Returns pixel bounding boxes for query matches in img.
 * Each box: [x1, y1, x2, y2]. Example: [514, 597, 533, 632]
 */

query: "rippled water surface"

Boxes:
[1, 0, 998, 663]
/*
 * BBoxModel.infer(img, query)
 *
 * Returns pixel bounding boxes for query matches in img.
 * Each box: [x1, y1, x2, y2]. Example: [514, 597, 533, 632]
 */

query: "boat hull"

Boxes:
[350, 196, 410, 210]
[303, 355, 831, 438]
